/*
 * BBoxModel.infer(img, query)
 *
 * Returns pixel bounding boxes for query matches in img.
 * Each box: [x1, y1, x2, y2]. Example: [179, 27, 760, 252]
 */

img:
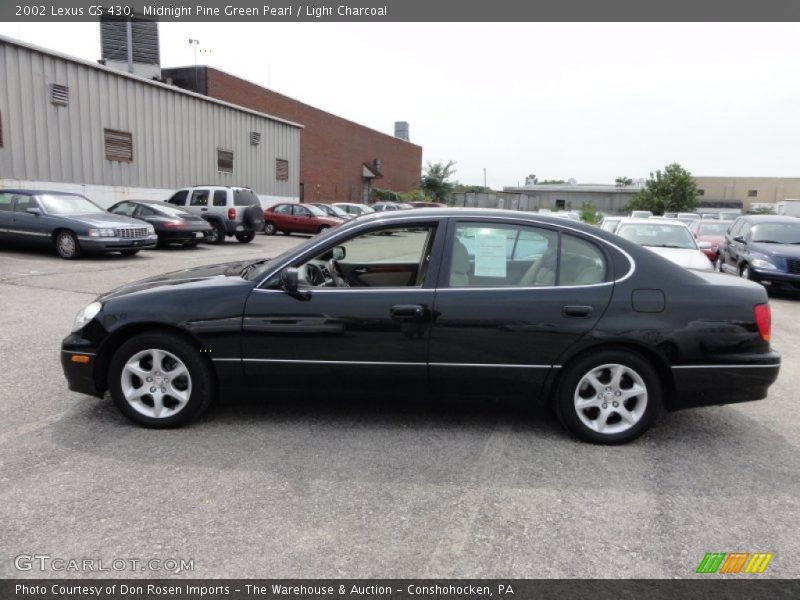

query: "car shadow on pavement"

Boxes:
[43, 391, 800, 497]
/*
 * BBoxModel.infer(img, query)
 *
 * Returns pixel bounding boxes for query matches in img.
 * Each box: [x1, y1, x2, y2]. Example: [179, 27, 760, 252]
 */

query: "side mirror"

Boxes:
[26, 207, 42, 216]
[331, 246, 346, 261]
[697, 241, 712, 250]
[280, 267, 299, 293]
[733, 236, 745, 243]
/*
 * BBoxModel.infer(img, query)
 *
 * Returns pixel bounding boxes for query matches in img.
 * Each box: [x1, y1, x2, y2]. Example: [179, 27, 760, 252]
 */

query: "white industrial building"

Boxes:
[0, 34, 301, 208]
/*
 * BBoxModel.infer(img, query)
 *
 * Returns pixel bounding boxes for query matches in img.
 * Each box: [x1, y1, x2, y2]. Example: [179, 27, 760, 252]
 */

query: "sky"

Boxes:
[2, 22, 799, 189]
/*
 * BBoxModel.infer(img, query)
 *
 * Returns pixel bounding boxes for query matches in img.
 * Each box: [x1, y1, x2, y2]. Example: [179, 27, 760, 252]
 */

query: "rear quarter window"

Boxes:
[559, 235, 608, 285]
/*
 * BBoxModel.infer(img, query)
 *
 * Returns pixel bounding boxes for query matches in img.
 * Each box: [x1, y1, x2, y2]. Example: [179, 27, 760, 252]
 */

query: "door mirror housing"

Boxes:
[280, 267, 299, 293]
[26, 207, 42, 216]
[733, 235, 745, 243]
[331, 246, 346, 261]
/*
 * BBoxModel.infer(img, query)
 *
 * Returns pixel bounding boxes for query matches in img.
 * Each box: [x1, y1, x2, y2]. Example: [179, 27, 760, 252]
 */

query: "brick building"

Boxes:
[163, 66, 423, 204]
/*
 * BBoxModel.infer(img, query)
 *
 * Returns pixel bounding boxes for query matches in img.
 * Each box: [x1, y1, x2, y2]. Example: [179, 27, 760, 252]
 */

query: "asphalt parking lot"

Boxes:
[1, 235, 798, 579]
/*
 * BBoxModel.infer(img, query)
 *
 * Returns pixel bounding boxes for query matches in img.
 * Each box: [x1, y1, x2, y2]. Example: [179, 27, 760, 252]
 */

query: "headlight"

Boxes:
[751, 258, 777, 270]
[87, 228, 115, 237]
[146, 225, 156, 235]
[72, 301, 102, 332]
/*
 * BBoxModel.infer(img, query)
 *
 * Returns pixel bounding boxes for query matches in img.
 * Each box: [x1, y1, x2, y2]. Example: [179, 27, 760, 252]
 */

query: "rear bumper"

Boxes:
[78, 234, 158, 251]
[158, 230, 209, 243]
[669, 351, 781, 410]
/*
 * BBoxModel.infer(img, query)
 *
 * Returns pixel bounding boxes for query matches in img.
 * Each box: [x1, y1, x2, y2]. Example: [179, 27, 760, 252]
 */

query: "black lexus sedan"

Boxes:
[108, 200, 212, 247]
[0, 189, 158, 259]
[61, 209, 781, 444]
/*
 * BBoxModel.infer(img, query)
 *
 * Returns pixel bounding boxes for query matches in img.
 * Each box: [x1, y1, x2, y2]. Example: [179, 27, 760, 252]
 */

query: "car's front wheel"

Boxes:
[55, 230, 82, 259]
[555, 349, 661, 444]
[317, 225, 330, 234]
[108, 332, 215, 428]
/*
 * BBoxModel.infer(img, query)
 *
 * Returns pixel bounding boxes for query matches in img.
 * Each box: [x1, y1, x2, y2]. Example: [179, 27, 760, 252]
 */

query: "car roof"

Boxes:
[739, 215, 799, 223]
[0, 189, 84, 196]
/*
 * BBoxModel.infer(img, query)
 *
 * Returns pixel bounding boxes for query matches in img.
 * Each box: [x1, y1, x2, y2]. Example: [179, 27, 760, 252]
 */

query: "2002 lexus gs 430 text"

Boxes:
[61, 209, 781, 444]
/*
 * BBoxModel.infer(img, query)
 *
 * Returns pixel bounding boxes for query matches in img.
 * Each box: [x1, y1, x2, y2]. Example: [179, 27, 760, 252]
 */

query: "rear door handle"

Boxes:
[562, 305, 593, 318]
[391, 304, 425, 320]
[200, 208, 208, 212]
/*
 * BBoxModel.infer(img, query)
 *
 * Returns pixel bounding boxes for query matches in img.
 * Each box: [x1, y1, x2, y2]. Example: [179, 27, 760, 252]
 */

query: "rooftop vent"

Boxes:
[50, 83, 69, 106]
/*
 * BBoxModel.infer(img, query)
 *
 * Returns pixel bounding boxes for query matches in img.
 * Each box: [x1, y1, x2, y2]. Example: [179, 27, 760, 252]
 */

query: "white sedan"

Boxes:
[614, 219, 713, 270]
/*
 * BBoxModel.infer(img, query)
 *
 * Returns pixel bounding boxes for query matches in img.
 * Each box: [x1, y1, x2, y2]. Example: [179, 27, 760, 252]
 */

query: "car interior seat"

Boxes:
[450, 239, 471, 286]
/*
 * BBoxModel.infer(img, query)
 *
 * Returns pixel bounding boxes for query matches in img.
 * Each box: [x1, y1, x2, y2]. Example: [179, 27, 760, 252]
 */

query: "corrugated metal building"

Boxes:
[0, 35, 301, 208]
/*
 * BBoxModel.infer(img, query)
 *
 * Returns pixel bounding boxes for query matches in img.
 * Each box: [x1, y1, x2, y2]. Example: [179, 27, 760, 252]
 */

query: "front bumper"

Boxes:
[669, 351, 781, 410]
[749, 267, 800, 291]
[61, 339, 103, 397]
[78, 234, 158, 251]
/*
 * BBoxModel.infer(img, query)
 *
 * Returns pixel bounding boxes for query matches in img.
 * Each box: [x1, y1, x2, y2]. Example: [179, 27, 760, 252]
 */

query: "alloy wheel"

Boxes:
[573, 363, 648, 435]
[120, 348, 192, 419]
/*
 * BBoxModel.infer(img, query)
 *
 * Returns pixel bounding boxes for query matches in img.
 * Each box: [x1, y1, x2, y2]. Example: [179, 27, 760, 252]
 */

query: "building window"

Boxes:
[217, 149, 234, 173]
[748, 190, 758, 197]
[698, 189, 705, 196]
[103, 129, 133, 162]
[250, 132, 261, 146]
[50, 83, 69, 106]
[276, 158, 289, 181]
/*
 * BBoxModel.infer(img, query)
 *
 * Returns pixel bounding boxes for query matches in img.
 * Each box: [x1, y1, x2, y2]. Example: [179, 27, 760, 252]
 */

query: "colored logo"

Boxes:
[696, 552, 773, 574]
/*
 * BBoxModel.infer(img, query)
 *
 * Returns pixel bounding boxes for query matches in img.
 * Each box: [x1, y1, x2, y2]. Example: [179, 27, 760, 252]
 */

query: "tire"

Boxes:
[740, 264, 752, 280]
[714, 254, 723, 272]
[281, 230, 290, 236]
[182, 240, 199, 248]
[235, 231, 255, 243]
[55, 230, 83, 259]
[108, 332, 215, 428]
[243, 205, 264, 230]
[263, 221, 277, 236]
[554, 349, 661, 444]
[207, 221, 226, 245]
[120, 249, 140, 256]
[317, 225, 330, 234]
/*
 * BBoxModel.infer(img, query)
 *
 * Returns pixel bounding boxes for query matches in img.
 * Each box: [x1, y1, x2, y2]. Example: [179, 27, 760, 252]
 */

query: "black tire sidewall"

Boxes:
[210, 222, 226, 244]
[555, 349, 661, 444]
[108, 332, 215, 428]
[235, 231, 255, 243]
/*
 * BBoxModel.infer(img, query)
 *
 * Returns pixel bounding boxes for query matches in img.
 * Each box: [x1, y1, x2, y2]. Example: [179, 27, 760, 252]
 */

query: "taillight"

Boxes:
[163, 220, 186, 229]
[228, 208, 236, 220]
[754, 303, 771, 342]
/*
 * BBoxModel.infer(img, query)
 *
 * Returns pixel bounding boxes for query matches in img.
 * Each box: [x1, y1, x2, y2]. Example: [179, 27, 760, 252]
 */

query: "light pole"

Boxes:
[188, 39, 199, 91]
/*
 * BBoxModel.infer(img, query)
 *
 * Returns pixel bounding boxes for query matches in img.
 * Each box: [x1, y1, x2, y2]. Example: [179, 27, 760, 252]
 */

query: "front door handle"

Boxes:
[562, 305, 593, 318]
[391, 304, 425, 320]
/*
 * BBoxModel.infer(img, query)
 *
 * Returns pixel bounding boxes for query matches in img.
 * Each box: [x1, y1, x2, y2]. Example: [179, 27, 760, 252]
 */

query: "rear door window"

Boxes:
[0, 193, 14, 211]
[212, 190, 227, 207]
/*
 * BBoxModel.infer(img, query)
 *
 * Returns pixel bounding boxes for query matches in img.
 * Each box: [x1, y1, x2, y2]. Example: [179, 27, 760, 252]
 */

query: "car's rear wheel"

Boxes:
[263, 221, 277, 236]
[55, 230, 82, 259]
[235, 231, 255, 243]
[555, 349, 660, 444]
[207, 222, 226, 245]
[108, 332, 215, 428]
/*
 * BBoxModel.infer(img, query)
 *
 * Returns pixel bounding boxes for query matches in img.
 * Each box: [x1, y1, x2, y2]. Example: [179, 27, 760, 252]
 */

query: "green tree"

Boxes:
[627, 163, 699, 215]
[420, 161, 457, 202]
[579, 202, 601, 224]
[615, 176, 633, 187]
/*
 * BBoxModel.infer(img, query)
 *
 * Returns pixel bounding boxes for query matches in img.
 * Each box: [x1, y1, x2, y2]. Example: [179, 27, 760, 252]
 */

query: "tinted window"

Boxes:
[190, 190, 209, 207]
[168, 190, 188, 206]
[559, 234, 607, 285]
[0, 193, 15, 211]
[234, 189, 259, 207]
[212, 190, 227, 207]
[110, 202, 138, 216]
[450, 223, 558, 287]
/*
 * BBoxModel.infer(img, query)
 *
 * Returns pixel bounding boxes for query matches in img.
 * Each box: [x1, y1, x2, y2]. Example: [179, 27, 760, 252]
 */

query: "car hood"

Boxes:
[643, 246, 713, 270]
[98, 260, 262, 301]
[749, 241, 800, 259]
[68, 213, 149, 227]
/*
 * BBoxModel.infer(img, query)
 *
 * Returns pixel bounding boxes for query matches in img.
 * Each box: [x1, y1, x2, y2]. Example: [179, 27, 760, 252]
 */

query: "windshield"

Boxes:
[750, 223, 800, 244]
[306, 205, 327, 217]
[697, 222, 730, 236]
[153, 204, 194, 218]
[617, 223, 697, 249]
[39, 194, 105, 215]
[327, 205, 348, 217]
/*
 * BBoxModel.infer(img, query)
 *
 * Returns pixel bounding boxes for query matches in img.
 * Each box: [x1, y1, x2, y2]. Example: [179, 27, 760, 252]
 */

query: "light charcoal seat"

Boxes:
[450, 240, 471, 286]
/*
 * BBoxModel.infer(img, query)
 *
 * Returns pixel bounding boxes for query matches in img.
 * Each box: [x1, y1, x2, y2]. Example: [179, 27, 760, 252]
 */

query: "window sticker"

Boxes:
[474, 232, 507, 277]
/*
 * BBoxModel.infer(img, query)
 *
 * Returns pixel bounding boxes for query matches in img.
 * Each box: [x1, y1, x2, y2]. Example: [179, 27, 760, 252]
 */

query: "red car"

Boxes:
[264, 203, 343, 236]
[690, 219, 733, 261]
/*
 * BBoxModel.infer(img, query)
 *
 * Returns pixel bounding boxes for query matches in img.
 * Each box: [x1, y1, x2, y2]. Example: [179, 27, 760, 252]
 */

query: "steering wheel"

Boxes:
[300, 263, 325, 287]
[327, 258, 349, 287]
